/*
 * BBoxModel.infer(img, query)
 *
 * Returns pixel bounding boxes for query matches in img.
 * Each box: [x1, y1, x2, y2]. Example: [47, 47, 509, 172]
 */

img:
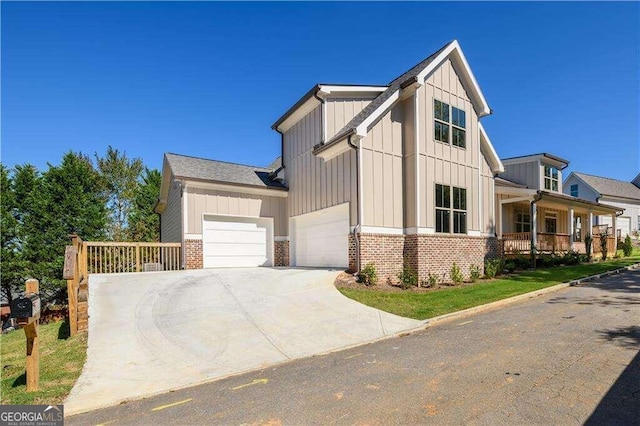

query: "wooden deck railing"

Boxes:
[502, 232, 571, 254]
[85, 241, 182, 274]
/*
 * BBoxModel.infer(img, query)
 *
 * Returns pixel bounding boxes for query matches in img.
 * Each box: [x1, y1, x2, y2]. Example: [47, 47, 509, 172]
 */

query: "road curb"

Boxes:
[422, 262, 640, 329]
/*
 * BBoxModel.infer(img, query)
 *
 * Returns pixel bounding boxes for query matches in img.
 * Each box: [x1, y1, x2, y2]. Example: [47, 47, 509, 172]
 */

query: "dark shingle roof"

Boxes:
[165, 153, 287, 190]
[323, 41, 454, 146]
[573, 172, 640, 201]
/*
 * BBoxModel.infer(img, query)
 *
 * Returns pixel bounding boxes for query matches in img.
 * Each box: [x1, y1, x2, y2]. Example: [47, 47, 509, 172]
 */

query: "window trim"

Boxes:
[433, 98, 466, 149]
[514, 206, 531, 233]
[435, 183, 467, 234]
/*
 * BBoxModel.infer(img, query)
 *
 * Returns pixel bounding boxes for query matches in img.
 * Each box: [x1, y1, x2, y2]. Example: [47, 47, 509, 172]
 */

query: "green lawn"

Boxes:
[339, 251, 640, 320]
[0, 321, 87, 405]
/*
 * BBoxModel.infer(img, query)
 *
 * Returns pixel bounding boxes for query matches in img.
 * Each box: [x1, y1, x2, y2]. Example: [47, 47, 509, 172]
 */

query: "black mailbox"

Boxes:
[10, 293, 41, 321]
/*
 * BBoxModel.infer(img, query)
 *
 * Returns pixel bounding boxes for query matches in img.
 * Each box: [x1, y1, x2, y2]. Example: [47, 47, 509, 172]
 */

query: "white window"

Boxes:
[544, 166, 559, 191]
[434, 100, 466, 148]
[515, 207, 531, 233]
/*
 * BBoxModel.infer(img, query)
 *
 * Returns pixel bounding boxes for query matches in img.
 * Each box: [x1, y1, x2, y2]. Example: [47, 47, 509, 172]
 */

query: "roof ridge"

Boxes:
[165, 152, 271, 171]
[573, 171, 632, 183]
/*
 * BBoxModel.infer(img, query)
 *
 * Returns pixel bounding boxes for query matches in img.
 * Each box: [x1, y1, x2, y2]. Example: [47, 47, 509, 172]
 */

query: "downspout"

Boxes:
[530, 192, 543, 268]
[313, 91, 326, 144]
[348, 134, 361, 273]
[179, 181, 186, 270]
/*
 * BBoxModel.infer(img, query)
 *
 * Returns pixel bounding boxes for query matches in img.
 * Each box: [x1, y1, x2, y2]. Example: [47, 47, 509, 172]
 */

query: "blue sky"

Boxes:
[2, 2, 639, 181]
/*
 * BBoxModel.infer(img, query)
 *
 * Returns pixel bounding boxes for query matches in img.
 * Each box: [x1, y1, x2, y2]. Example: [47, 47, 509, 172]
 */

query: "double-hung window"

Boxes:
[434, 100, 466, 148]
[435, 184, 467, 234]
[544, 165, 559, 191]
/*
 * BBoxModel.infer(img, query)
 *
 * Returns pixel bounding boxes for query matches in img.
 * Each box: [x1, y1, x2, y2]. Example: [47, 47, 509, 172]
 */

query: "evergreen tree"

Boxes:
[128, 168, 161, 242]
[96, 146, 143, 241]
[0, 165, 23, 302]
[21, 152, 108, 300]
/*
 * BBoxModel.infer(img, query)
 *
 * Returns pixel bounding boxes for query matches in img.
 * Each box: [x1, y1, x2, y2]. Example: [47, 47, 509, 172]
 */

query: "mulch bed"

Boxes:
[333, 271, 481, 293]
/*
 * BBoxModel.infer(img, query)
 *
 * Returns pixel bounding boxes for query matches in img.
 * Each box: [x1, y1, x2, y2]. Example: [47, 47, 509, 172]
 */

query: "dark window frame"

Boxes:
[433, 99, 466, 149]
[435, 183, 467, 234]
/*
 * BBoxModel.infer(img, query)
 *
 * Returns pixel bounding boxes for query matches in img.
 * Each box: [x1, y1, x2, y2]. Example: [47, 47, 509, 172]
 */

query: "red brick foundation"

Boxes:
[350, 233, 500, 284]
[274, 241, 290, 267]
[185, 239, 203, 270]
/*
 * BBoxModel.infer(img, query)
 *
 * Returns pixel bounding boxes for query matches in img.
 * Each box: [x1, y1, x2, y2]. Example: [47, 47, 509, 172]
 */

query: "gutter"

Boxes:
[347, 135, 361, 273]
[313, 91, 325, 144]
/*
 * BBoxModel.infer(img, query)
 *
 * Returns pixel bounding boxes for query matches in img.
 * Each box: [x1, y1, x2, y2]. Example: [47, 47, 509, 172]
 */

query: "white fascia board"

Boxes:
[495, 186, 537, 197]
[359, 226, 404, 235]
[416, 40, 491, 117]
[355, 89, 401, 137]
[276, 96, 321, 133]
[478, 123, 504, 174]
[566, 173, 603, 199]
[155, 157, 174, 213]
[315, 138, 352, 161]
[183, 179, 289, 198]
[318, 85, 387, 96]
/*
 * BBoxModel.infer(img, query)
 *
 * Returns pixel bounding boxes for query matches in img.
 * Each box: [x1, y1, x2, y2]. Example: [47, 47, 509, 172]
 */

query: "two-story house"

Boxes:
[156, 40, 622, 282]
[156, 40, 505, 282]
[563, 172, 640, 238]
[497, 154, 621, 255]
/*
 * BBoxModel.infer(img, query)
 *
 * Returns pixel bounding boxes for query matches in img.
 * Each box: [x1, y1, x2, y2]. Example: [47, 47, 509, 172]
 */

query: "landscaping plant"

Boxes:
[449, 262, 464, 284]
[397, 265, 418, 289]
[599, 233, 609, 260]
[357, 263, 378, 286]
[622, 235, 633, 257]
[584, 233, 593, 261]
[469, 264, 481, 282]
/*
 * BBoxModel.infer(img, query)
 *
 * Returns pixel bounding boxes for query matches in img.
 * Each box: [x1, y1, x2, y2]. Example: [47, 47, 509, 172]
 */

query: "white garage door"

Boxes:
[291, 203, 349, 268]
[202, 215, 273, 268]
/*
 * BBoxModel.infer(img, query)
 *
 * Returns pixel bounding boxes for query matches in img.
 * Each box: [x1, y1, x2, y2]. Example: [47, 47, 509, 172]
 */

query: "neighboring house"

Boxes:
[156, 40, 505, 281]
[496, 154, 622, 255]
[563, 172, 640, 238]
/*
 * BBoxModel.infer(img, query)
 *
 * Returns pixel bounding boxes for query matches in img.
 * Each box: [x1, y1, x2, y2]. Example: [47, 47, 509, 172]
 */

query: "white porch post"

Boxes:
[612, 213, 617, 239]
[531, 203, 538, 252]
[498, 201, 503, 238]
[588, 212, 594, 257]
[569, 208, 574, 248]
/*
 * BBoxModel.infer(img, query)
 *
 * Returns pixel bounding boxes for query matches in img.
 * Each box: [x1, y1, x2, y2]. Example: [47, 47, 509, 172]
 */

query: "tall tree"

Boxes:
[22, 152, 108, 301]
[128, 168, 161, 242]
[96, 146, 143, 241]
[0, 165, 23, 302]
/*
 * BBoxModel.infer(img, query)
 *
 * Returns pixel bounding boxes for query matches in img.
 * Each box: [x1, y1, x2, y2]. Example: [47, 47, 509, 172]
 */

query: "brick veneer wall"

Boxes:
[350, 233, 500, 284]
[274, 241, 290, 267]
[185, 239, 203, 270]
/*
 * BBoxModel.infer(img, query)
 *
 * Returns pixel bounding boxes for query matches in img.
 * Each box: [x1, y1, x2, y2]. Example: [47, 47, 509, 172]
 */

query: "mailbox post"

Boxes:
[10, 279, 40, 392]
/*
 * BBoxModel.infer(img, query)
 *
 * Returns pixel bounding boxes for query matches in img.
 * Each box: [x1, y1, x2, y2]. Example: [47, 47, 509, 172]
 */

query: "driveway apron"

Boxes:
[64, 268, 422, 414]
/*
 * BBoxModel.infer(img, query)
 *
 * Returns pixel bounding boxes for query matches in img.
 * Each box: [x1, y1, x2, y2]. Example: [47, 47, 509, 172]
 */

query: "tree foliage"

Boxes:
[1, 148, 160, 304]
[95, 146, 144, 241]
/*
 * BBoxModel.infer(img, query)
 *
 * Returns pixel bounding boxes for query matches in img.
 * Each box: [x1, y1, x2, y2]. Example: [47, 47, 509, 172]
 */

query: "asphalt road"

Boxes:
[68, 269, 640, 425]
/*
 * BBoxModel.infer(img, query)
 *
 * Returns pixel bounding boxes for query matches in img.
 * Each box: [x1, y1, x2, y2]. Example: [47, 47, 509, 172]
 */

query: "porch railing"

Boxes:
[85, 242, 182, 274]
[502, 232, 571, 254]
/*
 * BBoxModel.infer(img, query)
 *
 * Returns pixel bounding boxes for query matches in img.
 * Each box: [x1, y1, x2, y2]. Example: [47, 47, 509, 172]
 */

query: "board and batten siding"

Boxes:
[325, 95, 375, 141]
[283, 105, 358, 226]
[501, 161, 539, 189]
[481, 154, 496, 234]
[160, 175, 182, 243]
[360, 102, 405, 229]
[418, 59, 483, 232]
[185, 187, 287, 237]
[562, 176, 600, 201]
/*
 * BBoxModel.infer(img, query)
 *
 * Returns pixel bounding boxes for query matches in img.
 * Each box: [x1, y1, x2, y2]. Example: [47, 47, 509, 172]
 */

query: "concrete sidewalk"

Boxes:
[64, 268, 423, 415]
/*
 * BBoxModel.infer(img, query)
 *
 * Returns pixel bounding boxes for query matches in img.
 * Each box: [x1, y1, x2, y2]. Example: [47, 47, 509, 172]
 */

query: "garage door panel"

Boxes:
[292, 204, 349, 268]
[202, 217, 271, 268]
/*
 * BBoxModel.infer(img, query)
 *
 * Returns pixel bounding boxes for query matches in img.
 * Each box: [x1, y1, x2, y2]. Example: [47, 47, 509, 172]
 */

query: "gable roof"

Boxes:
[568, 172, 640, 201]
[164, 153, 287, 190]
[502, 153, 569, 170]
[322, 40, 491, 147]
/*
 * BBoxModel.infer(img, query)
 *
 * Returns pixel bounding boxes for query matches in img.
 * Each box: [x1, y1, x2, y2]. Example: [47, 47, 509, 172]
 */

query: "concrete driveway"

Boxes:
[64, 268, 422, 414]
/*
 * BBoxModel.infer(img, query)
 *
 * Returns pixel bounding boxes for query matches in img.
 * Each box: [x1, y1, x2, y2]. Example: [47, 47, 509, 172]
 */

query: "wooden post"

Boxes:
[24, 279, 39, 392]
[136, 243, 141, 273]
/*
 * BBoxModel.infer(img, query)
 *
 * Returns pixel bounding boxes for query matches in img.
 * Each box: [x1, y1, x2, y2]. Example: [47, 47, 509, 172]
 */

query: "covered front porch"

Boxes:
[497, 187, 622, 257]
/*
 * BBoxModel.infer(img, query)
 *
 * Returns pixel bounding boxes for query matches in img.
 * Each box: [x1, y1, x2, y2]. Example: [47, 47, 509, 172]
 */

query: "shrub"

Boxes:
[484, 258, 504, 279]
[503, 259, 516, 272]
[469, 264, 481, 282]
[426, 272, 439, 287]
[450, 262, 464, 285]
[357, 262, 378, 286]
[397, 265, 418, 289]
[599, 233, 609, 260]
[562, 250, 582, 266]
[514, 255, 531, 270]
[584, 233, 593, 261]
[623, 235, 633, 257]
